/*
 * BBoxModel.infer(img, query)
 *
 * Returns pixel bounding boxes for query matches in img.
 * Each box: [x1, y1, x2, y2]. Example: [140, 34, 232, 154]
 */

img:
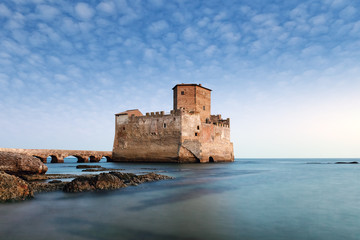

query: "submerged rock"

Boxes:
[0, 171, 34, 202]
[0, 151, 48, 176]
[20, 174, 48, 181]
[76, 165, 102, 169]
[63, 173, 126, 193]
[63, 172, 174, 193]
[30, 181, 67, 193]
[335, 161, 358, 164]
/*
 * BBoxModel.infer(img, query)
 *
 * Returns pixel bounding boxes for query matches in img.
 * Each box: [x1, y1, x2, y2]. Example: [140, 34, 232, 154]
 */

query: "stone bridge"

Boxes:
[0, 148, 112, 163]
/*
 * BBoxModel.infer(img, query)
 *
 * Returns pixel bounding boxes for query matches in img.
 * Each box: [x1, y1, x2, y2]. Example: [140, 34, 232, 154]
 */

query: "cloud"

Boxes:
[339, 6, 357, 20]
[96, 1, 116, 15]
[182, 27, 199, 42]
[149, 0, 164, 8]
[75, 2, 94, 20]
[36, 4, 60, 20]
[148, 20, 169, 34]
[0, 3, 11, 17]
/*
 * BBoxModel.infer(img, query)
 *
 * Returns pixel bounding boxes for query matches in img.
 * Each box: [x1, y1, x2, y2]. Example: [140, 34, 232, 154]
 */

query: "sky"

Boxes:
[0, 0, 359, 158]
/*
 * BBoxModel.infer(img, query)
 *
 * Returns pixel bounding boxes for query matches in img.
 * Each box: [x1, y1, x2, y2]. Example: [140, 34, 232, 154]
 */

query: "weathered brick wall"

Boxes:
[173, 85, 196, 111]
[112, 110, 234, 163]
[199, 123, 234, 162]
[195, 86, 211, 122]
[112, 113, 182, 162]
[173, 84, 211, 123]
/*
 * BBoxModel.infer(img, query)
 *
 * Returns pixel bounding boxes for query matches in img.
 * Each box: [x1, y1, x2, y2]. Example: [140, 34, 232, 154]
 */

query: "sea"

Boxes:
[1, 158, 360, 240]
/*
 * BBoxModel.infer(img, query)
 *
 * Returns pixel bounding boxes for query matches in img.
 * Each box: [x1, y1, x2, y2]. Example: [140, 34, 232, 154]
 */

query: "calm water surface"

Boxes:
[1, 158, 360, 240]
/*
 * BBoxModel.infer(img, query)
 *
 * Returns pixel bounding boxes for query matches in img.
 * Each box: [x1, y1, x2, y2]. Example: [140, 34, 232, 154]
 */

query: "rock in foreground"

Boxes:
[0, 171, 34, 202]
[63, 172, 173, 193]
[0, 152, 48, 176]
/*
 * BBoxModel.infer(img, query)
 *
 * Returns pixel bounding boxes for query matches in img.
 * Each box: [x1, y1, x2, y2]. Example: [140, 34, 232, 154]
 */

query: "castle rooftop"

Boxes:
[172, 83, 212, 91]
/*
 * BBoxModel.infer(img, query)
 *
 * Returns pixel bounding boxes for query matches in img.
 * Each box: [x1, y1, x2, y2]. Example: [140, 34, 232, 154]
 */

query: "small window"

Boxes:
[123, 127, 125, 130]
[163, 123, 167, 128]
[203, 106, 205, 110]
[197, 125, 200, 130]
[181, 91, 185, 95]
[195, 133, 198, 136]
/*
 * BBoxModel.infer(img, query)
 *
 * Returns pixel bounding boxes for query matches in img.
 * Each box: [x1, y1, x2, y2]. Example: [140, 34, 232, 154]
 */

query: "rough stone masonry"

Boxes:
[112, 84, 234, 163]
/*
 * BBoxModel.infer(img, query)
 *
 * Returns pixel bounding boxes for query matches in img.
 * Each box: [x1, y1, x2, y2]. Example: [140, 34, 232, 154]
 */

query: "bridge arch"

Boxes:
[49, 155, 64, 163]
[33, 155, 48, 163]
[102, 156, 112, 162]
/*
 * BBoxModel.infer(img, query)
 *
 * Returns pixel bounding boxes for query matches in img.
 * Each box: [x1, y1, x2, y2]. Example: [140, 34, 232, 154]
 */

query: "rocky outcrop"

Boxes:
[0, 171, 34, 202]
[29, 181, 67, 193]
[63, 172, 174, 193]
[335, 161, 358, 164]
[0, 152, 48, 176]
[63, 173, 126, 193]
[76, 165, 102, 169]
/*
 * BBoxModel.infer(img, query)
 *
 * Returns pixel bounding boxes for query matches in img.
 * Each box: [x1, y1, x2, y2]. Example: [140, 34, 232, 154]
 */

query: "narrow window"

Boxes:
[197, 125, 200, 130]
[181, 91, 185, 95]
[123, 127, 125, 130]
[195, 133, 198, 136]
[163, 123, 167, 128]
[203, 106, 205, 110]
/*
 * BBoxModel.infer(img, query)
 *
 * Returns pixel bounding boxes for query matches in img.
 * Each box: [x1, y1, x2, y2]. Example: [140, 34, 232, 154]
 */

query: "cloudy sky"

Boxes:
[0, 0, 359, 158]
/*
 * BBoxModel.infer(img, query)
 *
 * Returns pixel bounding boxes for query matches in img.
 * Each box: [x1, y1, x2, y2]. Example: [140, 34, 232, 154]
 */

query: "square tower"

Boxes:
[173, 83, 211, 123]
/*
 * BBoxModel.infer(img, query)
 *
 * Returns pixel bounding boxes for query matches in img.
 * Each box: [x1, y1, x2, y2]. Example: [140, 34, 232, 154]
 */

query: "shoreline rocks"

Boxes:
[63, 172, 174, 193]
[29, 181, 67, 193]
[76, 165, 102, 169]
[0, 151, 48, 176]
[335, 161, 358, 164]
[0, 171, 34, 202]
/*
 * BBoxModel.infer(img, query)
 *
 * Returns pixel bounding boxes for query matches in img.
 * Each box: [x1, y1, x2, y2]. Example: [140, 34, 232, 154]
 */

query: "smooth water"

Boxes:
[1, 158, 360, 240]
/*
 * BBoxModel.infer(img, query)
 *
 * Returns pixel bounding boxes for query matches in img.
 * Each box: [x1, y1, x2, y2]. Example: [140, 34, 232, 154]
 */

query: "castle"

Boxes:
[112, 84, 234, 163]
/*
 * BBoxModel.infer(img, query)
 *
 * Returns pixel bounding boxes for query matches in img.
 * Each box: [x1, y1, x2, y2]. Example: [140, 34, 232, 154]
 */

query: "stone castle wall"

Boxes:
[112, 111, 182, 162]
[112, 110, 233, 163]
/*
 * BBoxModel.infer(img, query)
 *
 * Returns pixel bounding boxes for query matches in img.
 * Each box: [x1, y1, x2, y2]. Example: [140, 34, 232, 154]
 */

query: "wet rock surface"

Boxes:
[1, 168, 174, 202]
[64, 172, 174, 193]
[0, 151, 48, 176]
[63, 173, 126, 192]
[76, 165, 102, 169]
[0, 171, 34, 202]
[30, 181, 67, 193]
[335, 161, 358, 164]
[81, 168, 125, 172]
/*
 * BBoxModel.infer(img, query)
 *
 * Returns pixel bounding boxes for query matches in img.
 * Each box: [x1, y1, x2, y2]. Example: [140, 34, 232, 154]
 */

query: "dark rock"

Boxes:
[0, 152, 48, 176]
[63, 172, 174, 193]
[109, 172, 174, 185]
[46, 174, 90, 179]
[0, 171, 34, 202]
[109, 172, 142, 185]
[49, 180, 62, 184]
[76, 165, 102, 169]
[335, 161, 358, 164]
[82, 168, 107, 172]
[81, 168, 125, 172]
[63, 173, 126, 193]
[20, 174, 48, 181]
[138, 172, 174, 182]
[30, 181, 67, 193]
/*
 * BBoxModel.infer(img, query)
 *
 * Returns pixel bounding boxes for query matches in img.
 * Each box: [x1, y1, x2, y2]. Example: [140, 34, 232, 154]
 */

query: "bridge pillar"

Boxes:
[90, 156, 102, 162]
[50, 156, 64, 163]
[77, 156, 89, 163]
